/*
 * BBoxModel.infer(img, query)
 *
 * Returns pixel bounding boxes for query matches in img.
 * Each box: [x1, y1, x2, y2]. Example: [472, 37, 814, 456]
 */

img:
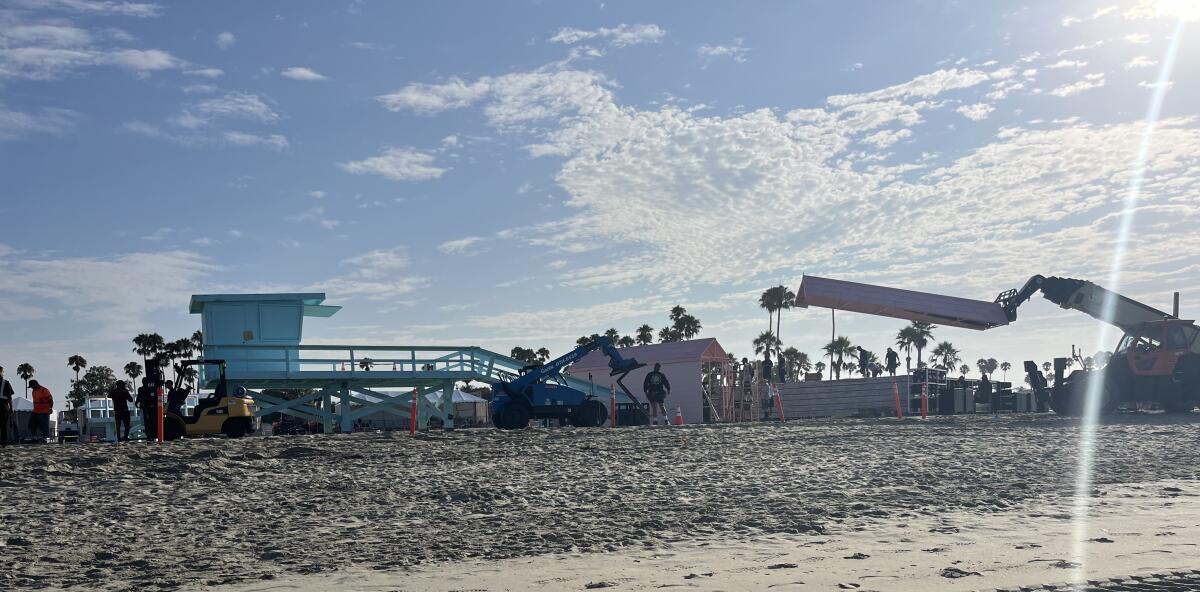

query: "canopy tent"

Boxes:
[424, 390, 487, 405]
[795, 275, 1010, 331]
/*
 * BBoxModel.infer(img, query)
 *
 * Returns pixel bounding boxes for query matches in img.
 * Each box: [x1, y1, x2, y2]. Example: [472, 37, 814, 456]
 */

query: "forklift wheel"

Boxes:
[162, 417, 185, 441]
[494, 403, 531, 430]
[222, 418, 249, 438]
[569, 399, 607, 428]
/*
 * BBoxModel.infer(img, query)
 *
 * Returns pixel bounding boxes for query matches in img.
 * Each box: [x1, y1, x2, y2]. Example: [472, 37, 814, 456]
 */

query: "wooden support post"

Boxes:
[442, 381, 455, 431]
[409, 389, 417, 434]
[340, 382, 352, 434]
[920, 382, 928, 420]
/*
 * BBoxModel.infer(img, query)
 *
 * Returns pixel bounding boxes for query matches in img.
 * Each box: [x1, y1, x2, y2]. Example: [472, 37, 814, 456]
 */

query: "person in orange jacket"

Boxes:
[27, 380, 53, 443]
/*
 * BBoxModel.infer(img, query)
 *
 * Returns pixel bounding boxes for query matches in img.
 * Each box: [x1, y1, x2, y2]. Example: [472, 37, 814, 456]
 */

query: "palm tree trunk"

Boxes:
[776, 311, 781, 345]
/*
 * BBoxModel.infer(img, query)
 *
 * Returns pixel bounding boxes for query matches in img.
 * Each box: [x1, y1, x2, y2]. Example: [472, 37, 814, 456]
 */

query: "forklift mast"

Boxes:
[498, 337, 643, 399]
[995, 275, 1175, 333]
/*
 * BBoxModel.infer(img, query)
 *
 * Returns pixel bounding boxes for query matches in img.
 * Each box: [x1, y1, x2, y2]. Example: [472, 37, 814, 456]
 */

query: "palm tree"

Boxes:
[782, 347, 811, 381]
[930, 341, 961, 371]
[772, 285, 796, 343]
[124, 361, 143, 388]
[1000, 361, 1012, 381]
[190, 330, 204, 353]
[635, 324, 654, 346]
[986, 358, 999, 377]
[617, 336, 635, 348]
[358, 358, 374, 371]
[177, 365, 198, 391]
[535, 347, 551, 362]
[603, 327, 621, 342]
[657, 326, 680, 343]
[959, 364, 970, 377]
[67, 354, 87, 383]
[132, 333, 166, 368]
[1042, 361, 1052, 374]
[814, 361, 826, 378]
[753, 331, 782, 358]
[759, 287, 784, 334]
[669, 305, 687, 324]
[16, 363, 34, 396]
[908, 322, 936, 369]
[976, 358, 990, 377]
[676, 315, 702, 339]
[895, 327, 917, 374]
[822, 336, 854, 380]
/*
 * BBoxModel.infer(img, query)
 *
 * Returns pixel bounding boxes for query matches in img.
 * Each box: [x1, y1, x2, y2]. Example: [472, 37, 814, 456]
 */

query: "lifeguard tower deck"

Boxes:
[189, 293, 629, 431]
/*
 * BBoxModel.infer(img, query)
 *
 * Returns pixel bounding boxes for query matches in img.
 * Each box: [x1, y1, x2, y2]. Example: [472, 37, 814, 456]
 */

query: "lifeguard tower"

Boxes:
[188, 293, 629, 431]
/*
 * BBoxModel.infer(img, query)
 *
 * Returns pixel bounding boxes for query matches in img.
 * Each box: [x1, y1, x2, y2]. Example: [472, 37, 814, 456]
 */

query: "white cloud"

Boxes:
[177, 93, 280, 127]
[340, 147, 448, 181]
[548, 23, 665, 47]
[16, 0, 163, 18]
[956, 103, 995, 121]
[215, 32, 236, 50]
[281, 66, 327, 81]
[1045, 59, 1086, 69]
[438, 236, 485, 255]
[0, 103, 79, 141]
[1048, 73, 1105, 97]
[1138, 80, 1174, 91]
[1124, 33, 1151, 44]
[287, 207, 339, 230]
[861, 127, 912, 148]
[183, 67, 223, 78]
[827, 68, 989, 107]
[223, 130, 288, 151]
[0, 21, 183, 80]
[310, 247, 427, 300]
[308, 190, 325, 199]
[104, 48, 180, 70]
[1124, 56, 1157, 69]
[697, 38, 749, 63]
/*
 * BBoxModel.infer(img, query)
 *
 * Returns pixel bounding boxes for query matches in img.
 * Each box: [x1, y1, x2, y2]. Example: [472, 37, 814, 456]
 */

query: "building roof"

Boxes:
[796, 275, 1010, 330]
[188, 293, 340, 317]
[570, 337, 727, 372]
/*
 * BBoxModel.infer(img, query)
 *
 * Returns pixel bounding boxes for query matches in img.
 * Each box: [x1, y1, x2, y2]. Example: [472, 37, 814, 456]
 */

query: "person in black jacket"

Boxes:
[643, 363, 671, 425]
[885, 348, 900, 376]
[0, 366, 14, 447]
[135, 378, 157, 440]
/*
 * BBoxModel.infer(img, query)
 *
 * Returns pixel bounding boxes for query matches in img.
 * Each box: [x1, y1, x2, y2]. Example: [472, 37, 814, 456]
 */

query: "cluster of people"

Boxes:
[0, 366, 56, 446]
[106, 378, 192, 442]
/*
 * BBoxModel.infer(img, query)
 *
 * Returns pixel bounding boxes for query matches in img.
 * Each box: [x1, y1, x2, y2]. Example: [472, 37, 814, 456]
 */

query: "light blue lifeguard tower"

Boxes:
[188, 292, 626, 431]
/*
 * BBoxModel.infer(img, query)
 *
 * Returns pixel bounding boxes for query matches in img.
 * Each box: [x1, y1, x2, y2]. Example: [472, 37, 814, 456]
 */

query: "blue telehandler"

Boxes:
[491, 336, 645, 430]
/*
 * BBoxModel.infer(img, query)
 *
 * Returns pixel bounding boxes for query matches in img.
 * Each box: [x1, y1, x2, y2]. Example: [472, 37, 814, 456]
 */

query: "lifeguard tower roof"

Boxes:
[189, 293, 341, 317]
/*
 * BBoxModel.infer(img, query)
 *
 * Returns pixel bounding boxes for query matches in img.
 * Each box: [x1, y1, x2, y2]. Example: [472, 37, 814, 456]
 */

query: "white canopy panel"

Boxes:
[796, 275, 1010, 331]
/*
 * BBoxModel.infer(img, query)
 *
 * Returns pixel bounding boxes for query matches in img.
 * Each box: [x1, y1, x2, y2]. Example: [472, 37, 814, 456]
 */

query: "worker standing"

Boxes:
[885, 348, 899, 376]
[27, 380, 53, 443]
[857, 347, 871, 378]
[166, 380, 188, 416]
[980, 373, 994, 417]
[643, 363, 671, 426]
[135, 378, 157, 440]
[108, 381, 134, 442]
[0, 366, 14, 447]
[776, 353, 787, 383]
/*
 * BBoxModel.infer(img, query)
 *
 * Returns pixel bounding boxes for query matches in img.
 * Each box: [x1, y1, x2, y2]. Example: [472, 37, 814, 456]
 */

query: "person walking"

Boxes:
[27, 380, 53, 443]
[643, 362, 671, 426]
[885, 347, 900, 377]
[857, 347, 871, 378]
[0, 366, 14, 447]
[108, 381, 134, 442]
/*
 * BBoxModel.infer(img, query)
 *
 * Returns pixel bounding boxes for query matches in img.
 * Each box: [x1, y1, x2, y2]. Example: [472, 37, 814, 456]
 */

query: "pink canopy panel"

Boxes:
[795, 275, 1010, 330]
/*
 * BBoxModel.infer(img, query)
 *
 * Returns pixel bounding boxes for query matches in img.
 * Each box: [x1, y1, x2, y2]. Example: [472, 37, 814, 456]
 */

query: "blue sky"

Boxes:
[2, 0, 1198, 404]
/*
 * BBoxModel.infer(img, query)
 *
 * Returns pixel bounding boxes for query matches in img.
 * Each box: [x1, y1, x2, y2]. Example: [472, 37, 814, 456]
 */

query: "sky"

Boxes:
[1, 0, 1198, 405]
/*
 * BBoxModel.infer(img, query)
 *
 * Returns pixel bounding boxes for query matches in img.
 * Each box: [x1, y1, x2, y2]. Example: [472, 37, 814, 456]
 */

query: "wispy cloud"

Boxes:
[340, 147, 447, 181]
[215, 31, 236, 50]
[281, 66, 327, 81]
[548, 23, 665, 47]
[438, 236, 485, 255]
[0, 103, 79, 141]
[697, 38, 749, 63]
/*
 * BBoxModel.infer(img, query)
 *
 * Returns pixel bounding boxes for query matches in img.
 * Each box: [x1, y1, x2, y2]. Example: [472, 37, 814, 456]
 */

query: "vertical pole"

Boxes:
[892, 381, 904, 419]
[441, 381, 455, 431]
[156, 384, 164, 442]
[830, 309, 836, 376]
[773, 384, 786, 422]
[920, 382, 928, 420]
[340, 383, 352, 434]
[321, 389, 333, 434]
[610, 382, 617, 428]
[409, 389, 417, 434]
[1173, 291, 1180, 318]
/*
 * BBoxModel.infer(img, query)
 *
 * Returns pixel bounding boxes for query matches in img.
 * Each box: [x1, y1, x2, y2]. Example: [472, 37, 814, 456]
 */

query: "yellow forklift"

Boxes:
[157, 359, 257, 440]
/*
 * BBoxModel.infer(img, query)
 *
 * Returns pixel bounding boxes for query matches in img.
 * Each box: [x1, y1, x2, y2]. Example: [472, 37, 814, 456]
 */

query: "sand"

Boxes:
[0, 414, 1197, 591]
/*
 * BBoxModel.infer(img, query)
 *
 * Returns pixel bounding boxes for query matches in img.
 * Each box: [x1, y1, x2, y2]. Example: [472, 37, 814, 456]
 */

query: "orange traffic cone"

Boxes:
[673, 407, 684, 425]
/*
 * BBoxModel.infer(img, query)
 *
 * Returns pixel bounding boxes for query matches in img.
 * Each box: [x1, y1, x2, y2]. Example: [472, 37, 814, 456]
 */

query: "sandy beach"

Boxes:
[2, 414, 1198, 591]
